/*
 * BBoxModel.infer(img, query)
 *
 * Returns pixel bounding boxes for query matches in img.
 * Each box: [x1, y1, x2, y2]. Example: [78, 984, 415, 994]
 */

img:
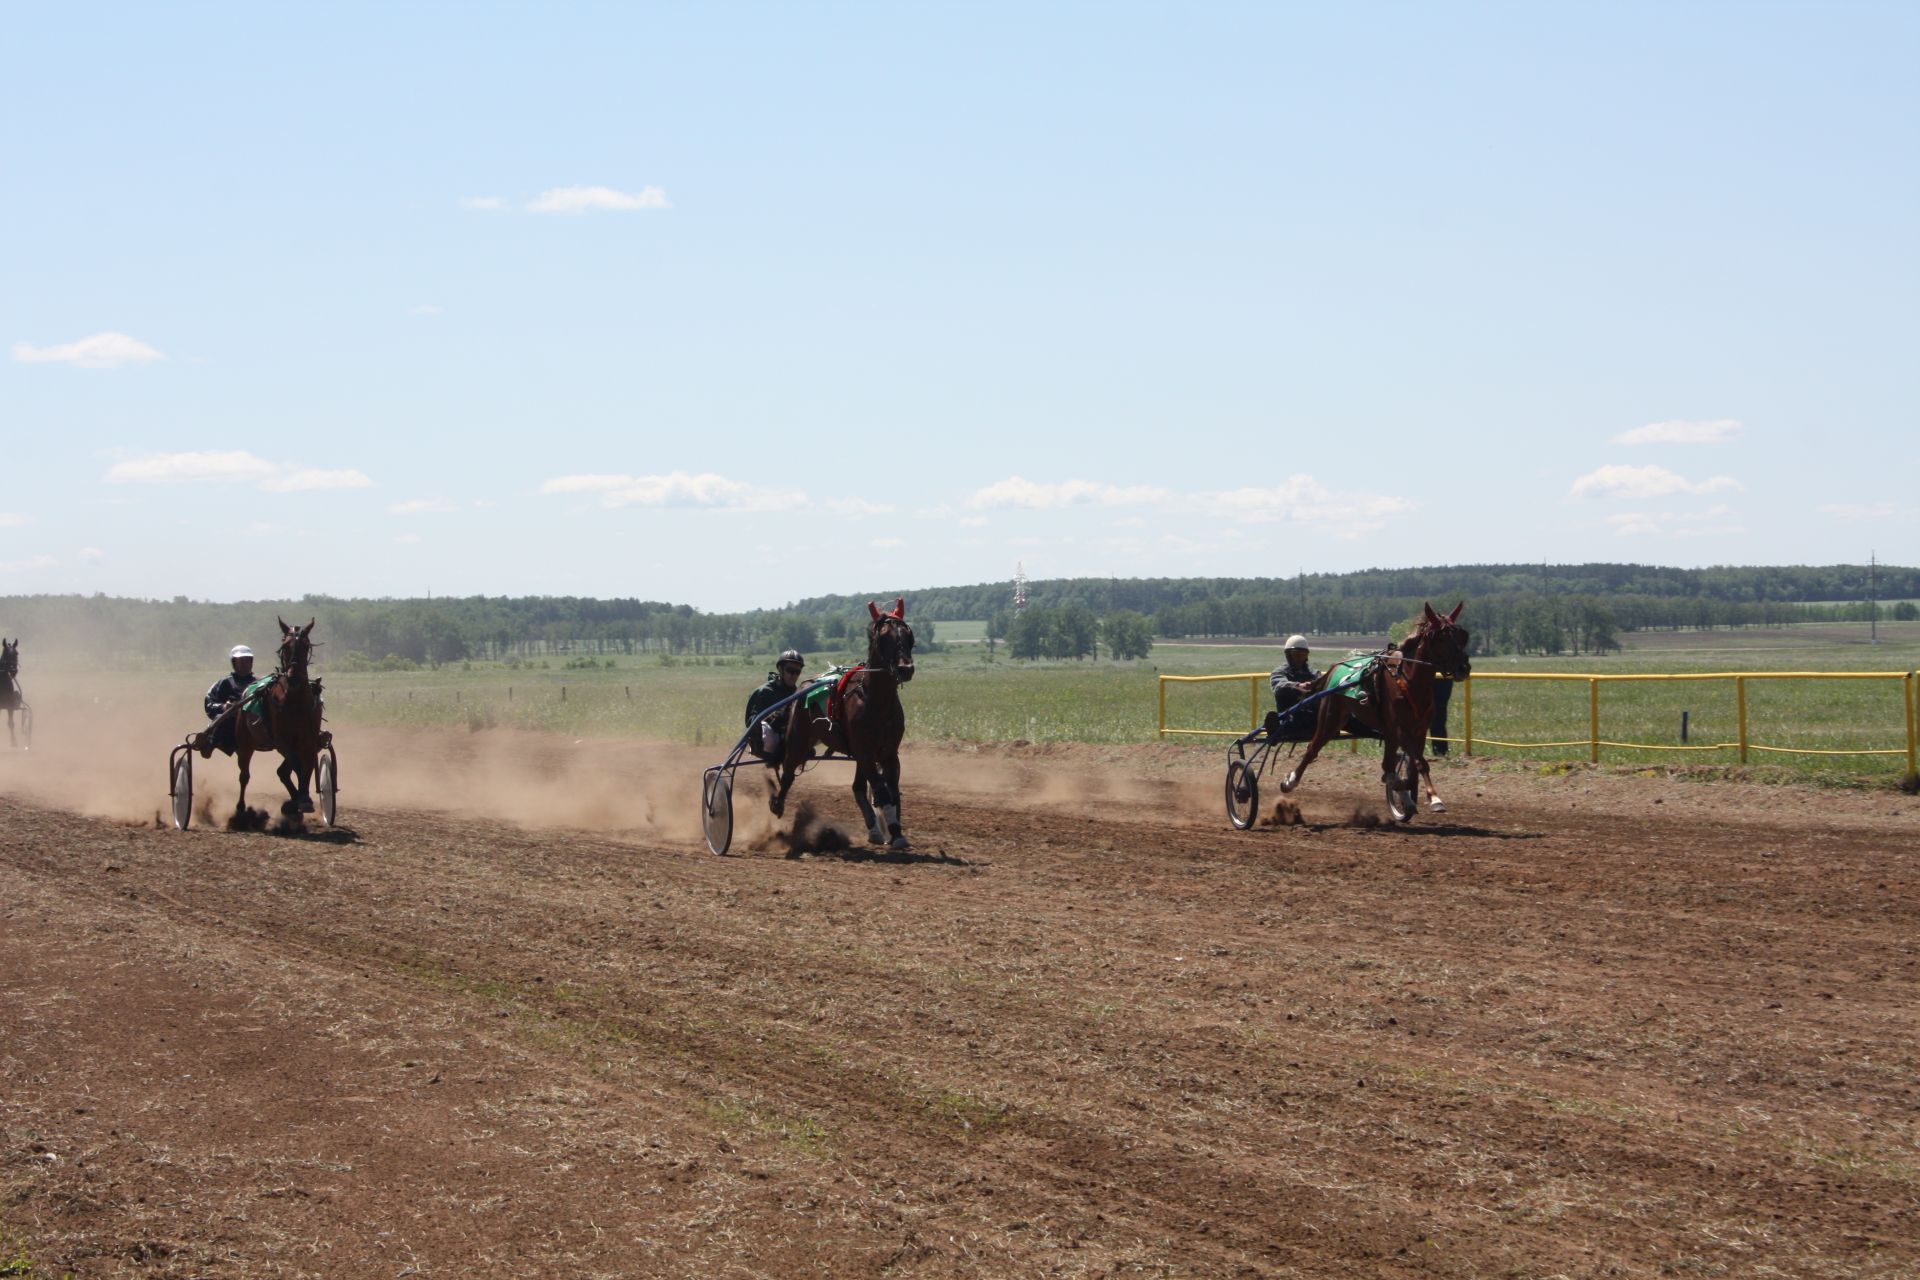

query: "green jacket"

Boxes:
[745, 674, 797, 728]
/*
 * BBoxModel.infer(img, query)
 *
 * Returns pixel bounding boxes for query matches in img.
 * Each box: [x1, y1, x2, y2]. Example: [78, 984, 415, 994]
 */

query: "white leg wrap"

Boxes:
[883, 804, 900, 831]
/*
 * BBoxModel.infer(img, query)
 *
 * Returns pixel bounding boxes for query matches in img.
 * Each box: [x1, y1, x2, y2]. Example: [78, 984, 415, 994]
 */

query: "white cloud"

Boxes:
[106, 450, 278, 484]
[0, 555, 57, 574]
[529, 185, 671, 214]
[967, 476, 1169, 509]
[394, 533, 422, 545]
[1202, 474, 1414, 535]
[0, 513, 31, 528]
[958, 515, 990, 528]
[1819, 502, 1918, 524]
[1569, 464, 1741, 501]
[541, 471, 805, 511]
[541, 474, 633, 494]
[105, 451, 373, 493]
[14, 331, 164, 368]
[1611, 418, 1742, 446]
[410, 304, 443, 316]
[77, 546, 104, 561]
[1604, 505, 1744, 538]
[389, 498, 456, 515]
[827, 498, 895, 517]
[260, 468, 374, 493]
[461, 196, 508, 211]
[870, 536, 906, 549]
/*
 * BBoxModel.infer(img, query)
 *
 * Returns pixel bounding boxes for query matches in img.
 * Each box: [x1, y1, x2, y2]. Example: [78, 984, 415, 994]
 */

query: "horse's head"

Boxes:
[277, 616, 317, 676]
[865, 598, 916, 684]
[1412, 601, 1471, 679]
[0, 639, 15, 678]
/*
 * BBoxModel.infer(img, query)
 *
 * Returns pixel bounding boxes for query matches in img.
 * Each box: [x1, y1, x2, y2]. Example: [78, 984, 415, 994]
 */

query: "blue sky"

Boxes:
[4, 2, 1914, 611]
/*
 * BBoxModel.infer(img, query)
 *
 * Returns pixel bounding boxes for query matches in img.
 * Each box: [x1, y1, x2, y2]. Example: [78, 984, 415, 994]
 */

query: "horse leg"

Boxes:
[1281, 702, 1347, 793]
[236, 739, 253, 813]
[878, 750, 907, 850]
[851, 762, 884, 845]
[768, 707, 804, 818]
[1413, 739, 1446, 812]
[4, 709, 11, 749]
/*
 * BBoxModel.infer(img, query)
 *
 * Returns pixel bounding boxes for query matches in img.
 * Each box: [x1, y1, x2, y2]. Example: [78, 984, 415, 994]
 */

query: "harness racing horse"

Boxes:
[235, 618, 326, 818]
[1280, 602, 1471, 820]
[0, 638, 23, 748]
[769, 599, 917, 850]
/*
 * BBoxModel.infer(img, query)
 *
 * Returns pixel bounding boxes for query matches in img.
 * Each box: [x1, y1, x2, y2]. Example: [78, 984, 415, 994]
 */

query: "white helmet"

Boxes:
[229, 644, 254, 661]
[1283, 635, 1308, 651]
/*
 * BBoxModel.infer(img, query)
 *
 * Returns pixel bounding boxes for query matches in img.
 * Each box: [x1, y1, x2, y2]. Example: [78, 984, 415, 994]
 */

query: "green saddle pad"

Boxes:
[242, 674, 278, 717]
[1323, 655, 1377, 702]
[801, 665, 857, 713]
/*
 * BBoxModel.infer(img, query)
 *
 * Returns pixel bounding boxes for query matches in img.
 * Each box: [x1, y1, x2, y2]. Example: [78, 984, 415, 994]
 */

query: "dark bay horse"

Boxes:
[235, 617, 325, 817]
[769, 598, 917, 850]
[1, 638, 22, 747]
[1280, 602, 1471, 817]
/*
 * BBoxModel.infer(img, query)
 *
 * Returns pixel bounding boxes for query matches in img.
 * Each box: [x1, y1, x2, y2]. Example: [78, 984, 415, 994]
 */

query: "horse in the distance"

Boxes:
[235, 618, 326, 817]
[0, 638, 23, 747]
[1281, 602, 1471, 817]
[769, 599, 917, 850]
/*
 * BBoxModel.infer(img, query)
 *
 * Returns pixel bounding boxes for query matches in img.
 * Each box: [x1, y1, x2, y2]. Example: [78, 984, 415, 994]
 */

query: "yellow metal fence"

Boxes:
[1157, 670, 1920, 776]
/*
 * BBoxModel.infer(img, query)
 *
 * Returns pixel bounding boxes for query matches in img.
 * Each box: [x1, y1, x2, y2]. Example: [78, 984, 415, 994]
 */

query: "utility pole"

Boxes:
[1869, 550, 1878, 646]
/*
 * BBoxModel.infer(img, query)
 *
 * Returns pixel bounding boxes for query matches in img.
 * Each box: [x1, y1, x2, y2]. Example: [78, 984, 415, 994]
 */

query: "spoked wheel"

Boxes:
[170, 747, 194, 831]
[316, 746, 338, 826]
[702, 768, 734, 856]
[1384, 754, 1419, 824]
[1225, 758, 1259, 830]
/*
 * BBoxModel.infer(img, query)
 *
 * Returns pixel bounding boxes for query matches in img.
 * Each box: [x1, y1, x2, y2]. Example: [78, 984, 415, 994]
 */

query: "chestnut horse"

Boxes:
[1280, 601, 1471, 816]
[235, 617, 325, 817]
[769, 598, 917, 850]
[1, 638, 22, 747]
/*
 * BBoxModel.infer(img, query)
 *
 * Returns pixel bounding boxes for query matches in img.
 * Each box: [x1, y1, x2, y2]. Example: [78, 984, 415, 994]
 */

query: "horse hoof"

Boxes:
[1429, 799, 1448, 813]
[867, 830, 886, 846]
[1279, 772, 1300, 794]
[889, 835, 911, 852]
[769, 797, 785, 818]
[300, 799, 315, 813]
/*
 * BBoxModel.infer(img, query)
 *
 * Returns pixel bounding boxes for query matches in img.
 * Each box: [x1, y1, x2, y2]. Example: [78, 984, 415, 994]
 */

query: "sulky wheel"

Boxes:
[170, 747, 194, 831]
[316, 746, 339, 827]
[702, 769, 734, 856]
[1226, 758, 1259, 831]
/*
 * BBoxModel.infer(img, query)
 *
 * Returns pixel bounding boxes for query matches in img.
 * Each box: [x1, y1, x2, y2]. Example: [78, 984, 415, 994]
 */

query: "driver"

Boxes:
[745, 649, 806, 760]
[1269, 635, 1320, 716]
[198, 644, 259, 758]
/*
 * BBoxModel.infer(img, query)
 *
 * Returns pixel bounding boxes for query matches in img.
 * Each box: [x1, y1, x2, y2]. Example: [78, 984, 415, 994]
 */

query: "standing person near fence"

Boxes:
[1430, 674, 1455, 755]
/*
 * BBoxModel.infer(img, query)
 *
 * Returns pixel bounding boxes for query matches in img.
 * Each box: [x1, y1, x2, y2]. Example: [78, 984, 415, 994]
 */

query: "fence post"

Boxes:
[1736, 676, 1749, 764]
[1588, 678, 1599, 764]
[1906, 670, 1917, 778]
[1157, 677, 1167, 741]
[1463, 676, 1473, 756]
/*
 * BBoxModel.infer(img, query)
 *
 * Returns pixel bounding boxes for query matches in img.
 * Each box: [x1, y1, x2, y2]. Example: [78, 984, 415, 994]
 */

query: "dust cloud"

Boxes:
[0, 676, 1254, 845]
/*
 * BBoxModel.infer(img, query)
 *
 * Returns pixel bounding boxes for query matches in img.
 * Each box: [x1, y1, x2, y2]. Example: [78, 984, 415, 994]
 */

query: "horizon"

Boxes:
[5, 4, 1914, 610]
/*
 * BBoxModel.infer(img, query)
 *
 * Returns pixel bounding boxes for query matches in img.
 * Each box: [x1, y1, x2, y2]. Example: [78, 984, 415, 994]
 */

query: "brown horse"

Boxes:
[1280, 601, 1471, 819]
[769, 598, 917, 850]
[1, 638, 23, 747]
[235, 617, 325, 817]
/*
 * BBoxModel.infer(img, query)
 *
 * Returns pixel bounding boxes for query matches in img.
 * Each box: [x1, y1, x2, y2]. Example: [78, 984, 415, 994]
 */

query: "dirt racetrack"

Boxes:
[4, 695, 1919, 1277]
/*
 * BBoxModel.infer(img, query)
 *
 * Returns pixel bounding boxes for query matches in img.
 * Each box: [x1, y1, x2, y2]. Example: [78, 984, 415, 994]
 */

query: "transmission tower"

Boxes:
[1013, 562, 1028, 614]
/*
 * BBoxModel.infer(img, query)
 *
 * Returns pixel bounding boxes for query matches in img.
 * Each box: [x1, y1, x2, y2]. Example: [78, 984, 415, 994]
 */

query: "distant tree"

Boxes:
[1102, 611, 1154, 660]
[1893, 601, 1918, 622]
[779, 615, 818, 654]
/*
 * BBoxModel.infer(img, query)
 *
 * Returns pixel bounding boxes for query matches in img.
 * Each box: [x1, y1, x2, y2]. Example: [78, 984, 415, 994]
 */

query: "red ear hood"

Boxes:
[890, 598, 905, 619]
[867, 601, 881, 620]
[1447, 601, 1464, 623]
[1422, 601, 1442, 627]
